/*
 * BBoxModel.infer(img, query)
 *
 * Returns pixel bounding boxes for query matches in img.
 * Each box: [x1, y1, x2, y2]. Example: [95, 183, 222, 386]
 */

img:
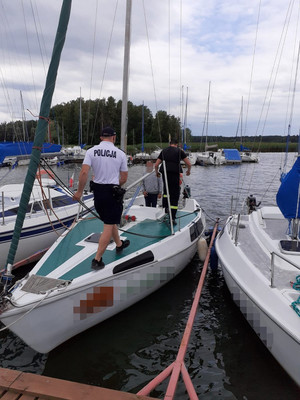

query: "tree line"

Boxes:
[0, 96, 187, 146]
[0, 96, 297, 148]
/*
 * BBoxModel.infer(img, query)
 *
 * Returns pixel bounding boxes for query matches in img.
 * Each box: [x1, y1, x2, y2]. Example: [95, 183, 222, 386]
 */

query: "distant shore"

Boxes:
[127, 141, 299, 154]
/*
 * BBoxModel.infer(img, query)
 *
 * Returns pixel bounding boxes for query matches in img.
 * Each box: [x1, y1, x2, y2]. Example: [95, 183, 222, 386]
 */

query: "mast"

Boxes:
[120, 0, 132, 153]
[5, 0, 72, 268]
[141, 101, 144, 152]
[205, 81, 211, 151]
[183, 86, 188, 150]
[240, 96, 243, 147]
[181, 85, 184, 145]
[79, 87, 83, 146]
[20, 90, 28, 141]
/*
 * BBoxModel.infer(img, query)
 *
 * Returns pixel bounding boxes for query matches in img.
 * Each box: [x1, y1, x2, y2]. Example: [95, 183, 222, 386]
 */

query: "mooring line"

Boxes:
[137, 218, 220, 399]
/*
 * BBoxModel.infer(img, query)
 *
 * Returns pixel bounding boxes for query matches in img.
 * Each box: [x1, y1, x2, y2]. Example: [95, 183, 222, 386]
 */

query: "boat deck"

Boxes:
[0, 367, 156, 400]
[36, 210, 197, 281]
[236, 212, 299, 291]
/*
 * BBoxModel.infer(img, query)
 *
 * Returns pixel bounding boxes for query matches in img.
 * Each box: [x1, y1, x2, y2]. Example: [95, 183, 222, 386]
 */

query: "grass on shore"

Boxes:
[126, 141, 298, 154]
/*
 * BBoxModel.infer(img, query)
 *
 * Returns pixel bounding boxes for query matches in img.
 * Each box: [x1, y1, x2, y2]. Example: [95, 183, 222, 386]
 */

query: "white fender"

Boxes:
[197, 237, 208, 262]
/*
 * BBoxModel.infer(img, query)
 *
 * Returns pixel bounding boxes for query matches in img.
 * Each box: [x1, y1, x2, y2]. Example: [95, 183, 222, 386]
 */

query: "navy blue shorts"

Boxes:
[93, 184, 123, 225]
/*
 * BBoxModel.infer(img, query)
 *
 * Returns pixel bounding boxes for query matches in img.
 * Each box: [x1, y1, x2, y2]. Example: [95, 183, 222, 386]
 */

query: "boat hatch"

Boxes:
[84, 233, 114, 245]
[21, 275, 71, 294]
[113, 250, 154, 274]
[190, 219, 204, 241]
[279, 240, 300, 254]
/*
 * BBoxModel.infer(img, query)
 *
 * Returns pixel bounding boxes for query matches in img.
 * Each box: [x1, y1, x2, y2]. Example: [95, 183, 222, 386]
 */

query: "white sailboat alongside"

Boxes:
[0, 0, 206, 354]
[215, 156, 300, 386]
[0, 170, 93, 269]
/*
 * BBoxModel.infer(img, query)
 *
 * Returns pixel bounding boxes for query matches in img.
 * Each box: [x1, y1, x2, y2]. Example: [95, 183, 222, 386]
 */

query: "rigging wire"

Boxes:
[90, 0, 119, 145]
[40, 159, 174, 240]
[179, 0, 182, 132]
[235, 0, 299, 213]
[142, 0, 162, 145]
[255, 0, 295, 143]
[168, 0, 171, 115]
[32, 0, 49, 67]
[21, 0, 38, 113]
[30, 0, 46, 75]
[87, 0, 99, 144]
[243, 0, 261, 139]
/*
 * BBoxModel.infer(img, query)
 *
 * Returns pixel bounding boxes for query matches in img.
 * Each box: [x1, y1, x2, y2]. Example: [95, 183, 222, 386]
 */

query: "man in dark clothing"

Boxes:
[154, 138, 191, 223]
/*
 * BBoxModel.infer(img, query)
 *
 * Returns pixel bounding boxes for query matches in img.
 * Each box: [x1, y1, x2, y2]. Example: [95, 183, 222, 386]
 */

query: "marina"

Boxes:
[0, 154, 299, 399]
[0, 1, 300, 398]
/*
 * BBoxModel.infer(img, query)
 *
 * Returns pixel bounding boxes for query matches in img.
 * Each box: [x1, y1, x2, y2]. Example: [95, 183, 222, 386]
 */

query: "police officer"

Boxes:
[73, 126, 130, 270]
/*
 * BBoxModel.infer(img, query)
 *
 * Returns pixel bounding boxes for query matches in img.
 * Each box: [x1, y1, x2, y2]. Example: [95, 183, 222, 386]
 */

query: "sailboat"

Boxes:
[0, 169, 94, 269]
[215, 149, 300, 385]
[61, 89, 87, 163]
[132, 103, 151, 163]
[237, 97, 259, 163]
[196, 82, 225, 166]
[0, 0, 206, 353]
[181, 86, 197, 166]
[0, 141, 62, 168]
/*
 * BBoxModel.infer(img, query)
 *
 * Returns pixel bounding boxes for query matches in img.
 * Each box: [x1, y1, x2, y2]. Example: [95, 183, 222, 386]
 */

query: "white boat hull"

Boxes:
[240, 152, 259, 162]
[2, 242, 196, 353]
[0, 198, 205, 353]
[196, 151, 226, 166]
[0, 180, 94, 268]
[216, 209, 300, 386]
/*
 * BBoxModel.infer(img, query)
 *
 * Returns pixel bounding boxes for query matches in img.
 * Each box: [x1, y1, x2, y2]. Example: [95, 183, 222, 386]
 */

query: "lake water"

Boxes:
[0, 153, 300, 399]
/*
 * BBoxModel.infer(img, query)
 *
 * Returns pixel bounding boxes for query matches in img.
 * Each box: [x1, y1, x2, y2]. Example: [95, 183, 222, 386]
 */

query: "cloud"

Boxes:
[1, 0, 300, 138]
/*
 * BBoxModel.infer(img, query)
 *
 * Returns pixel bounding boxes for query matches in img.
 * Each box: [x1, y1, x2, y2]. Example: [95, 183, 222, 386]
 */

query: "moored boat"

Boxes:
[215, 155, 300, 386]
[0, 191, 205, 353]
[0, 169, 94, 269]
[0, 0, 206, 354]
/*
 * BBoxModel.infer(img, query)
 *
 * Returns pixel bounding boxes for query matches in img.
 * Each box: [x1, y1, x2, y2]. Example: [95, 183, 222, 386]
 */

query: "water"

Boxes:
[0, 153, 300, 399]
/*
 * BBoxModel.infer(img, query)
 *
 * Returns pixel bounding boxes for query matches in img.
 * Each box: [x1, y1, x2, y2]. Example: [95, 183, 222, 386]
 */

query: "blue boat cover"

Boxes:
[240, 144, 251, 151]
[276, 156, 300, 219]
[223, 149, 241, 161]
[0, 142, 61, 164]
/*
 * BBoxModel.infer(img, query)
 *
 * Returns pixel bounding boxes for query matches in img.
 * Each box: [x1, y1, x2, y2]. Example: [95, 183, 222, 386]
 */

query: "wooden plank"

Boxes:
[18, 395, 38, 400]
[0, 368, 157, 400]
[0, 369, 22, 389]
[0, 391, 23, 400]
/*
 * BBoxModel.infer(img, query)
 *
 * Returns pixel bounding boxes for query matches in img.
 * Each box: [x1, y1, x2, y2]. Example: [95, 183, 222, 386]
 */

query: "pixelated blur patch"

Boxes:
[74, 286, 114, 319]
[231, 285, 273, 349]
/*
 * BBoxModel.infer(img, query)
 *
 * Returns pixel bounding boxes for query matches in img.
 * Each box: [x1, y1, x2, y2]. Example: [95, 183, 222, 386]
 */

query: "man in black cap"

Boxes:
[154, 138, 191, 224]
[73, 126, 130, 270]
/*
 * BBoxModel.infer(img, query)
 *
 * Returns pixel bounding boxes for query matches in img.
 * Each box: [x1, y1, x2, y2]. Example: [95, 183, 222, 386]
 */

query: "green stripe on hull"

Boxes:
[36, 216, 102, 276]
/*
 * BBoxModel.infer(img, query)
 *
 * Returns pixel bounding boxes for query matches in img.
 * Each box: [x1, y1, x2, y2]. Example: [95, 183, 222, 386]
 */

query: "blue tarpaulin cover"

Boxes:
[240, 144, 251, 151]
[0, 142, 61, 164]
[223, 149, 241, 161]
[276, 156, 300, 219]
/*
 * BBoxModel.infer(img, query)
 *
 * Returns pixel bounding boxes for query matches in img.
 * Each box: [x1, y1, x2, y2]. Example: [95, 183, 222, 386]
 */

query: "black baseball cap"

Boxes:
[101, 127, 116, 137]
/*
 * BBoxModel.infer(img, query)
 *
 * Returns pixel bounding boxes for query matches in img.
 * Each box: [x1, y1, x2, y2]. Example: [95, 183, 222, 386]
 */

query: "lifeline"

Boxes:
[94, 149, 117, 158]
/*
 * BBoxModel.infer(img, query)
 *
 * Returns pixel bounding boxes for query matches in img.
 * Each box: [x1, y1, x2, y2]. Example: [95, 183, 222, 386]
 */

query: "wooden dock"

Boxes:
[0, 367, 157, 400]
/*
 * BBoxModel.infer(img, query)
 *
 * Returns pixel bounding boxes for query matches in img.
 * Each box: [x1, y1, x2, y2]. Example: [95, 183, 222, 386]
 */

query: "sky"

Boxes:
[1, 0, 300, 138]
